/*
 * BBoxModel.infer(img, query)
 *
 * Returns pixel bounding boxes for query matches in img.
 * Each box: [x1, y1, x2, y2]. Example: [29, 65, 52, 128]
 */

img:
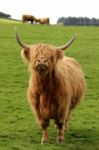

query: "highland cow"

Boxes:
[16, 32, 85, 144]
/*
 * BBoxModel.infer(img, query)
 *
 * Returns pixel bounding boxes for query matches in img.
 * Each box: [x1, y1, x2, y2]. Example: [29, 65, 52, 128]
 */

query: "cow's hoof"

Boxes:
[57, 136, 64, 144]
[41, 138, 49, 144]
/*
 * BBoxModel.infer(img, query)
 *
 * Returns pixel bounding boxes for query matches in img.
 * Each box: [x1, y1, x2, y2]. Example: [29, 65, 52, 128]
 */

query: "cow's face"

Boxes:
[23, 44, 63, 77]
[16, 31, 76, 77]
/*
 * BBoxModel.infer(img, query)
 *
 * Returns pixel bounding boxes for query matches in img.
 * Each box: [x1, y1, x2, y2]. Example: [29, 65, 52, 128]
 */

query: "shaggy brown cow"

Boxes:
[16, 32, 85, 144]
[37, 18, 50, 25]
[22, 15, 36, 24]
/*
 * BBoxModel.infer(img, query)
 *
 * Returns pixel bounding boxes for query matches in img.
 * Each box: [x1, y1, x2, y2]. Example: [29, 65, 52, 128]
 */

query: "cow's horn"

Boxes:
[57, 35, 77, 50]
[16, 31, 30, 49]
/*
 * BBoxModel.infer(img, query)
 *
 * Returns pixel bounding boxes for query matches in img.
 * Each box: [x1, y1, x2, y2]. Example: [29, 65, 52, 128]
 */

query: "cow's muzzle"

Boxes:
[35, 58, 49, 73]
[36, 64, 48, 72]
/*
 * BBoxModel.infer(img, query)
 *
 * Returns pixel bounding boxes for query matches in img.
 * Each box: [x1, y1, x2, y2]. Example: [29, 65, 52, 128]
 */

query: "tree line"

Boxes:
[0, 12, 11, 18]
[57, 17, 99, 26]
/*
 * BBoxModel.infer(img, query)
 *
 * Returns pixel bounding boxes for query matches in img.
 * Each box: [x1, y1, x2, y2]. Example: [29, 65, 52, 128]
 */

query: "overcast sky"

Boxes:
[0, 0, 99, 24]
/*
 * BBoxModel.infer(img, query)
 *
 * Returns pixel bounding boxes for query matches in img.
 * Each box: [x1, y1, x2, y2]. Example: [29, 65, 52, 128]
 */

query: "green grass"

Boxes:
[0, 20, 99, 150]
[0, 18, 20, 24]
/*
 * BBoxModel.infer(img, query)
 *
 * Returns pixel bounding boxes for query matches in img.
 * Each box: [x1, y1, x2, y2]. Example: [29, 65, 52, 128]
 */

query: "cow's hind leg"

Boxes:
[56, 122, 64, 143]
[64, 110, 71, 132]
[40, 119, 49, 144]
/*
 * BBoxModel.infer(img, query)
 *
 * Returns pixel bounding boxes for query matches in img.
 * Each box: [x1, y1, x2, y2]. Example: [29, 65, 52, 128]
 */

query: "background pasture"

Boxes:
[0, 19, 99, 150]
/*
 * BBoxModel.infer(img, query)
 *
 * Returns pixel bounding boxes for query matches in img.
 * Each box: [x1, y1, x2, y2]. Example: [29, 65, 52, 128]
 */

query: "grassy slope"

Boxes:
[0, 20, 99, 150]
[0, 18, 20, 24]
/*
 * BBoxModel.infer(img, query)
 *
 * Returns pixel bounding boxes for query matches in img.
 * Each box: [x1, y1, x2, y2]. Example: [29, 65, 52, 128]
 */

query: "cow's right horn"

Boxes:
[16, 31, 30, 49]
[56, 35, 77, 50]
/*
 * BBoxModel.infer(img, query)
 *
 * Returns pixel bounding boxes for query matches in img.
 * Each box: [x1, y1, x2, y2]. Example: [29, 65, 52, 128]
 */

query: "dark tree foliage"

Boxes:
[0, 12, 11, 18]
[57, 17, 99, 26]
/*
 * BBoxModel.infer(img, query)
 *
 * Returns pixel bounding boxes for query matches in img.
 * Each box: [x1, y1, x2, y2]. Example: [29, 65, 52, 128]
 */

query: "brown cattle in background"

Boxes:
[16, 32, 86, 144]
[37, 18, 50, 25]
[22, 15, 36, 24]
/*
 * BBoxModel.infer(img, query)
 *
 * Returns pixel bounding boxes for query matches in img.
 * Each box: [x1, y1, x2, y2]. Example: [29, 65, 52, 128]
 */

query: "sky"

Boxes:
[0, 0, 99, 24]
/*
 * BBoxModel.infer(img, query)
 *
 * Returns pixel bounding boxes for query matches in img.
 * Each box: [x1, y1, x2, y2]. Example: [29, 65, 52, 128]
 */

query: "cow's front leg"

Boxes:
[56, 122, 64, 143]
[40, 119, 49, 144]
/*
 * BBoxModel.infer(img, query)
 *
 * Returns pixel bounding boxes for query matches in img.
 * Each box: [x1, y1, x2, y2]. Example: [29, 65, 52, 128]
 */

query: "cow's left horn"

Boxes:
[16, 31, 30, 49]
[56, 35, 77, 50]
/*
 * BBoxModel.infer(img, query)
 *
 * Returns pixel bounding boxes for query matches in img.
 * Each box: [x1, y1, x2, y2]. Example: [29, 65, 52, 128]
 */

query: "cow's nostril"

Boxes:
[38, 59, 41, 62]
[44, 60, 47, 63]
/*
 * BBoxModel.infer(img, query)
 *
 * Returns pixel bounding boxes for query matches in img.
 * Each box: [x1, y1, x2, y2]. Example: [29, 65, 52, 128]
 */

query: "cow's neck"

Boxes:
[34, 72, 55, 94]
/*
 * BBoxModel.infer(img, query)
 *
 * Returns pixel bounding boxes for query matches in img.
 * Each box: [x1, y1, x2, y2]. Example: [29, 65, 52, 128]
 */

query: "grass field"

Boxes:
[0, 20, 99, 150]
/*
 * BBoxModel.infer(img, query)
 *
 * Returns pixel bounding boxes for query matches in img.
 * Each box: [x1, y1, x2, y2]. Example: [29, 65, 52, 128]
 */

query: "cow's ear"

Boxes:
[21, 48, 30, 63]
[56, 50, 64, 60]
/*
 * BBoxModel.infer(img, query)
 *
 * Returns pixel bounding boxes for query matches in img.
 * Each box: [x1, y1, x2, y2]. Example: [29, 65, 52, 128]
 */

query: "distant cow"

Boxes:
[16, 32, 85, 144]
[22, 15, 35, 24]
[37, 18, 50, 25]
